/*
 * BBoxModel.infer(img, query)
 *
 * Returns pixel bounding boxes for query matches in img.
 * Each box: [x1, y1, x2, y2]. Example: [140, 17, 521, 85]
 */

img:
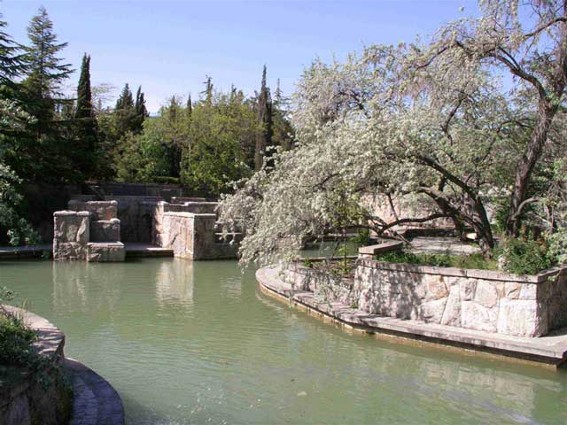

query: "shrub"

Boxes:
[547, 228, 567, 265]
[375, 250, 498, 270]
[500, 237, 552, 275]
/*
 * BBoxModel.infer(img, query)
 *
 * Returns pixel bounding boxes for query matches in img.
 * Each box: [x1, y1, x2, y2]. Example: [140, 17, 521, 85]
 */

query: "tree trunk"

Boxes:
[506, 100, 555, 236]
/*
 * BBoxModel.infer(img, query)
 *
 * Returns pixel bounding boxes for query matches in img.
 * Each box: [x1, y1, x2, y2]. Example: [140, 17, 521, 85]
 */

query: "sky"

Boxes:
[1, 0, 478, 113]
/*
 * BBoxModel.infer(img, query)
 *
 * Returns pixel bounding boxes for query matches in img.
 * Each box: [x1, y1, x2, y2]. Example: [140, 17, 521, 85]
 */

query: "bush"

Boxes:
[547, 228, 567, 265]
[375, 250, 498, 270]
[500, 237, 552, 275]
[0, 313, 37, 367]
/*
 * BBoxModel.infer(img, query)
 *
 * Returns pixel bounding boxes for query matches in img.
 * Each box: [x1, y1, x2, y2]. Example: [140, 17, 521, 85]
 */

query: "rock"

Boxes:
[441, 284, 461, 327]
[474, 281, 499, 308]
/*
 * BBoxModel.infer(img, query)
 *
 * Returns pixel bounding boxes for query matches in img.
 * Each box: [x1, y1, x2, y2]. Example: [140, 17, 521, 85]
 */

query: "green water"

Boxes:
[2, 258, 566, 424]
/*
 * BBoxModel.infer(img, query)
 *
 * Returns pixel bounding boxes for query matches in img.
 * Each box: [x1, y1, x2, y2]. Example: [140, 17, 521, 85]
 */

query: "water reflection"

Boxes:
[52, 261, 123, 316]
[154, 259, 194, 308]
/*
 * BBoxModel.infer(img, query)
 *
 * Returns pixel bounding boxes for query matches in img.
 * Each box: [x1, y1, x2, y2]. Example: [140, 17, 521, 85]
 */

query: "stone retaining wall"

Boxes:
[0, 306, 71, 425]
[354, 259, 567, 337]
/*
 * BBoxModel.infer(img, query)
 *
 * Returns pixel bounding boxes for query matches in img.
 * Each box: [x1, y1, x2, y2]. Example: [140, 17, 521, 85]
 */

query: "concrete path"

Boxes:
[408, 237, 481, 255]
[65, 358, 125, 425]
[257, 266, 567, 368]
[123, 243, 173, 257]
[0, 243, 173, 260]
[0, 244, 52, 259]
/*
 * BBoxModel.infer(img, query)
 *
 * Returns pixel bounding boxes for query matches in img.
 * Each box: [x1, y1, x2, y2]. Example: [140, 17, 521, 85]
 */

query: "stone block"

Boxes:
[496, 299, 544, 337]
[474, 280, 499, 308]
[53, 241, 87, 261]
[90, 219, 121, 242]
[441, 284, 461, 327]
[53, 211, 90, 243]
[461, 300, 498, 333]
[87, 242, 125, 262]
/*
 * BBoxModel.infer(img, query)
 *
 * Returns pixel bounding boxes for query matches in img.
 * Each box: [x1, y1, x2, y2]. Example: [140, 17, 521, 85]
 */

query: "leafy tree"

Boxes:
[220, 1, 567, 265]
[417, 0, 567, 237]
[0, 99, 38, 245]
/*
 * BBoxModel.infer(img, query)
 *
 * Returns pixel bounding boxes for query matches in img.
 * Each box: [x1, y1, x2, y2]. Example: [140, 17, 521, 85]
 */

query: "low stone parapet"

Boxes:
[68, 200, 117, 221]
[354, 259, 567, 337]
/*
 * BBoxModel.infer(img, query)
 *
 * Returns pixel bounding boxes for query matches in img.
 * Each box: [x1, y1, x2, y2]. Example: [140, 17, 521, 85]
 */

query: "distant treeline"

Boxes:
[0, 6, 294, 196]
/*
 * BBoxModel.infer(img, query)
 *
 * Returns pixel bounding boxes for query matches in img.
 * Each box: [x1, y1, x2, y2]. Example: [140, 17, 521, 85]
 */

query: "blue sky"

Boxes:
[1, 0, 477, 113]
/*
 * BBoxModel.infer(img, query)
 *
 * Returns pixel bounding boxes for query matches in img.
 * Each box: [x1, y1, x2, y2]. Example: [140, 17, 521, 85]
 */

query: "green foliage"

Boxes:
[350, 228, 370, 247]
[0, 287, 37, 368]
[0, 160, 39, 246]
[375, 250, 499, 270]
[547, 228, 567, 265]
[500, 237, 552, 275]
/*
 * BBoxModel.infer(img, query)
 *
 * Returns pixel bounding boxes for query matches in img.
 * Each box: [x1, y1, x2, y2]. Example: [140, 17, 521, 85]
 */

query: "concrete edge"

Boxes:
[256, 266, 567, 369]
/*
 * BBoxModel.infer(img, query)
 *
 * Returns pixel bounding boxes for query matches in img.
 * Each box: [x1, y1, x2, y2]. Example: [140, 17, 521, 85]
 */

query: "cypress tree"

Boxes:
[134, 85, 148, 132]
[186, 93, 192, 117]
[254, 65, 273, 171]
[74, 53, 98, 178]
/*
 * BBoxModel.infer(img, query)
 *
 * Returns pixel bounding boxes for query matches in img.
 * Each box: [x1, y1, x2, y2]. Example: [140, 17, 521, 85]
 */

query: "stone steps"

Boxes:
[65, 358, 124, 425]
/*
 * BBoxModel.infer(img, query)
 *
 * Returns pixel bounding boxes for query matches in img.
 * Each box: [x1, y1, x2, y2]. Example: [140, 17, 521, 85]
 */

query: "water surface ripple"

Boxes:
[2, 258, 566, 424]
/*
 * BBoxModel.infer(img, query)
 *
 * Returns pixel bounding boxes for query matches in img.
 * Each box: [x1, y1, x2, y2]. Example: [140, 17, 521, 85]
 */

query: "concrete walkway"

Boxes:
[0, 244, 52, 259]
[257, 266, 567, 368]
[0, 243, 173, 260]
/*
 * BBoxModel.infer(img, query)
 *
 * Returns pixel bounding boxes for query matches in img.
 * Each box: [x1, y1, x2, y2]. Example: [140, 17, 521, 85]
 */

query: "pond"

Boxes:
[2, 258, 566, 424]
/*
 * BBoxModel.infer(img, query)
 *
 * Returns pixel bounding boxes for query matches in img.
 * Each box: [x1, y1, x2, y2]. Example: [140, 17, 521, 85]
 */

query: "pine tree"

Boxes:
[15, 7, 75, 182]
[116, 83, 134, 110]
[23, 7, 72, 99]
[254, 65, 273, 171]
[0, 14, 26, 86]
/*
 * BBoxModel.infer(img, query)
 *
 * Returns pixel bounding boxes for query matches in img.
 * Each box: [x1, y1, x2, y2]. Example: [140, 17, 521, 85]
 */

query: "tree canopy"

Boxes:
[220, 0, 567, 265]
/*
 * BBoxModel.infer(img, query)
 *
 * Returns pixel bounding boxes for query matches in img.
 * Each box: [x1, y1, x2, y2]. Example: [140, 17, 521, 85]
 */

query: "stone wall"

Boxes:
[157, 212, 238, 260]
[284, 261, 355, 305]
[0, 307, 72, 425]
[353, 259, 567, 337]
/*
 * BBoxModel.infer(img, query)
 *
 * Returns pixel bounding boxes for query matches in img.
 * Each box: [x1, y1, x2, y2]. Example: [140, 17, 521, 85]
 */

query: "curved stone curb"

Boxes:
[256, 266, 567, 368]
[2, 305, 65, 360]
[64, 358, 125, 425]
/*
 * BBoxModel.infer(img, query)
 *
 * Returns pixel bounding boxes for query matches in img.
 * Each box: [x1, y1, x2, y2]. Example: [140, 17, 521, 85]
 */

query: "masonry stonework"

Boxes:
[353, 259, 567, 337]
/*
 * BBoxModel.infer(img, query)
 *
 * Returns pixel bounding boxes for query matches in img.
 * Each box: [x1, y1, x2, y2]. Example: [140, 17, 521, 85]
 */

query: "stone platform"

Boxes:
[257, 266, 567, 368]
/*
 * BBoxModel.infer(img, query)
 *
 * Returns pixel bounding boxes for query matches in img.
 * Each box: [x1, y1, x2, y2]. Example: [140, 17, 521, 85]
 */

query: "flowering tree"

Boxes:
[220, 0, 567, 266]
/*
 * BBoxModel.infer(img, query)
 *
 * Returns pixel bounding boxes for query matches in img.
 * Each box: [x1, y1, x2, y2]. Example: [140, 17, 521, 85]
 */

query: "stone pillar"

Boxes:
[53, 211, 91, 260]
